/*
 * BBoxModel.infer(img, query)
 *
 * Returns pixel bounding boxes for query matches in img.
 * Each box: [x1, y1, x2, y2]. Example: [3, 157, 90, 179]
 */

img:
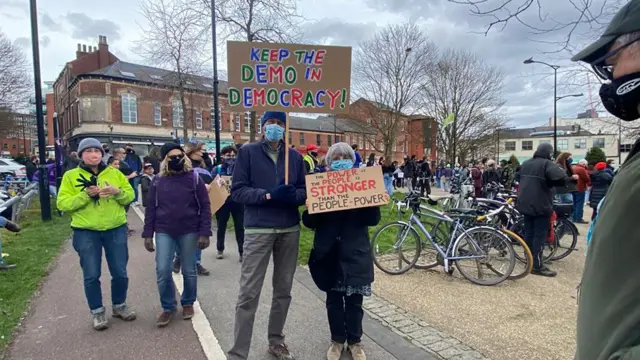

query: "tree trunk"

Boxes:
[180, 86, 188, 142]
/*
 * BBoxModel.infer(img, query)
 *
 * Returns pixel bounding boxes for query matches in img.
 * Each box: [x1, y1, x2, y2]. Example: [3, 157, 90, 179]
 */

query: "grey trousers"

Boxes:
[227, 231, 300, 360]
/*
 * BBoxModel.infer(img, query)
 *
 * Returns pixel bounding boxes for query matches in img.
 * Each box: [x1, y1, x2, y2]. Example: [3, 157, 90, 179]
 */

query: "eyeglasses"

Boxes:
[168, 155, 184, 161]
[591, 37, 640, 81]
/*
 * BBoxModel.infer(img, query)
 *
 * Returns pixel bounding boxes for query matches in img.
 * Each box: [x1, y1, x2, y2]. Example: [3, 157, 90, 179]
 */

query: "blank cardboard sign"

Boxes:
[305, 167, 388, 214]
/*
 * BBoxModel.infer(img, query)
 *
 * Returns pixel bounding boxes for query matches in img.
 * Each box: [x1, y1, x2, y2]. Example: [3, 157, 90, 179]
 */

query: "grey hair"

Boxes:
[325, 142, 355, 167]
[615, 31, 640, 53]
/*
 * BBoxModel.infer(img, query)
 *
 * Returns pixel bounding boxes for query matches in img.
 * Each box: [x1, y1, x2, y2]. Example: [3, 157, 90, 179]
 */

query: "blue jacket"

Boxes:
[231, 139, 306, 228]
[354, 151, 362, 168]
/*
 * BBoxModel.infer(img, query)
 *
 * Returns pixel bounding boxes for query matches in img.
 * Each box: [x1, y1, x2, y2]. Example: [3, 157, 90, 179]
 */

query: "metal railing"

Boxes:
[2, 183, 39, 223]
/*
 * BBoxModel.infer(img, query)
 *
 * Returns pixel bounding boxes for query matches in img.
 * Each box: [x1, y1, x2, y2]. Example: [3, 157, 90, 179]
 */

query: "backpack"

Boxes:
[500, 167, 511, 185]
[152, 171, 201, 215]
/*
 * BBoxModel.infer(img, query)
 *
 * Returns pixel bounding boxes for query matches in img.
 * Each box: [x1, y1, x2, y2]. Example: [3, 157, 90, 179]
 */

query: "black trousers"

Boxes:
[215, 200, 244, 254]
[326, 291, 364, 345]
[523, 215, 551, 270]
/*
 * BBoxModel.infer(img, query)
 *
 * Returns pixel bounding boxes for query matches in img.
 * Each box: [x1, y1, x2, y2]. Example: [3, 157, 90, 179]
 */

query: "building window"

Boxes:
[504, 141, 516, 151]
[316, 134, 321, 146]
[234, 112, 240, 132]
[620, 143, 633, 152]
[557, 139, 568, 150]
[211, 107, 222, 130]
[121, 93, 137, 124]
[327, 135, 332, 146]
[153, 103, 161, 126]
[172, 100, 184, 128]
[289, 132, 293, 146]
[574, 138, 586, 149]
[12, 144, 16, 149]
[522, 141, 533, 151]
[299, 132, 305, 145]
[195, 111, 202, 129]
[393, 141, 397, 152]
[335, 135, 340, 144]
[243, 111, 251, 133]
[593, 137, 605, 148]
[255, 112, 262, 133]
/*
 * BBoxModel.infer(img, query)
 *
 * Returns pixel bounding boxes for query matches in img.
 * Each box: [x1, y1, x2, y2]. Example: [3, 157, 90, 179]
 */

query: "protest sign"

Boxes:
[209, 175, 229, 214]
[226, 41, 352, 114]
[305, 167, 388, 214]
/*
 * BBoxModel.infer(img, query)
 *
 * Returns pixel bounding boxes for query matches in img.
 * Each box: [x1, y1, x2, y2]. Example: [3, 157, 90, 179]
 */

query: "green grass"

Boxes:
[0, 202, 71, 355]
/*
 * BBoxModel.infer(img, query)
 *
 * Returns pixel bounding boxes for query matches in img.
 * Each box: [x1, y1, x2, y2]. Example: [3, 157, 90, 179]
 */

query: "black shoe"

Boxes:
[0, 263, 16, 270]
[532, 266, 557, 277]
[173, 258, 181, 273]
[197, 264, 210, 276]
[4, 220, 21, 233]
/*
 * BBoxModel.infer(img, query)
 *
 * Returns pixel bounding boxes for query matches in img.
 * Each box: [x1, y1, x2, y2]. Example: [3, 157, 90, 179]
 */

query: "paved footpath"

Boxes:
[5, 208, 436, 360]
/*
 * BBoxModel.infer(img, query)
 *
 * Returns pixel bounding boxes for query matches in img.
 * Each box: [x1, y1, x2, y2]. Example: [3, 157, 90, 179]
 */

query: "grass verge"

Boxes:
[0, 202, 71, 355]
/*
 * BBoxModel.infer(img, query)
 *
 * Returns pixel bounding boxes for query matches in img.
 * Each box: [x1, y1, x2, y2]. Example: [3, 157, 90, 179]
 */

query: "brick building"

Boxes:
[0, 113, 37, 156]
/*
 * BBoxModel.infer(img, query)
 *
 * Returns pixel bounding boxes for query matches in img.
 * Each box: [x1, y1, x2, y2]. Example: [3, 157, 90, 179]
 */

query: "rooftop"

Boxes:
[289, 115, 376, 135]
[498, 125, 613, 139]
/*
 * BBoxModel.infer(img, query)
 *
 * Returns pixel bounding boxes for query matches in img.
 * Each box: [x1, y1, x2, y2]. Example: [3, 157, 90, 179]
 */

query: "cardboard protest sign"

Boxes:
[305, 167, 388, 214]
[226, 41, 352, 114]
[209, 175, 229, 214]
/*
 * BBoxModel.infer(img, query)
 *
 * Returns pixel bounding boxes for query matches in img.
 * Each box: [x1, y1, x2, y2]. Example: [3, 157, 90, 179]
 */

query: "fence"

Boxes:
[2, 183, 39, 223]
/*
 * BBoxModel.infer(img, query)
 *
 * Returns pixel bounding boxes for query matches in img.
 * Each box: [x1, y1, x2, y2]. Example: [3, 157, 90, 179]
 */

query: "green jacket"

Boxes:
[57, 164, 134, 231]
[576, 149, 640, 360]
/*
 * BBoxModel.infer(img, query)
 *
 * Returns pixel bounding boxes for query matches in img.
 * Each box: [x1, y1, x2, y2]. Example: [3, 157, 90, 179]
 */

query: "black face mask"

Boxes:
[126, 148, 133, 153]
[104, 148, 110, 153]
[600, 72, 640, 121]
[168, 156, 184, 172]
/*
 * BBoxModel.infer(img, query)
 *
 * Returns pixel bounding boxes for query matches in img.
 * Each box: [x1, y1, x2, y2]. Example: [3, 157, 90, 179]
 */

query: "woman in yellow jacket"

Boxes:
[57, 138, 136, 331]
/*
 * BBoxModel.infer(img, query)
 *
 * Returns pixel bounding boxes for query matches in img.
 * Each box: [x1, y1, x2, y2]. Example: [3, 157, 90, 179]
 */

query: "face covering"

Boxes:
[566, 158, 573, 166]
[600, 72, 640, 121]
[330, 159, 354, 171]
[104, 148, 110, 153]
[126, 148, 132, 153]
[168, 156, 184, 172]
[264, 124, 284, 142]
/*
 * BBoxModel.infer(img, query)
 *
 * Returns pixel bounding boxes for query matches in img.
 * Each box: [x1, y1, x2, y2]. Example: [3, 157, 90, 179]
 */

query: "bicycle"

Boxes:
[372, 194, 516, 286]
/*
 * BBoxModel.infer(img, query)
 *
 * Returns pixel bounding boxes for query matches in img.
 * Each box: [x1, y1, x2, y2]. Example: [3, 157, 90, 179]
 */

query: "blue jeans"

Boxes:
[436, 177, 441, 188]
[554, 193, 573, 204]
[572, 191, 586, 221]
[131, 177, 140, 202]
[156, 232, 198, 312]
[175, 247, 202, 265]
[383, 173, 394, 196]
[0, 216, 5, 265]
[72, 225, 129, 314]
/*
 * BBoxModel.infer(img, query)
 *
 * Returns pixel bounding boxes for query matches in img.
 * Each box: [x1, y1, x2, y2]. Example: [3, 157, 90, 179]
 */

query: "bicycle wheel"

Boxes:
[453, 226, 516, 286]
[509, 218, 557, 262]
[550, 218, 579, 261]
[411, 219, 447, 269]
[501, 229, 533, 280]
[371, 222, 422, 275]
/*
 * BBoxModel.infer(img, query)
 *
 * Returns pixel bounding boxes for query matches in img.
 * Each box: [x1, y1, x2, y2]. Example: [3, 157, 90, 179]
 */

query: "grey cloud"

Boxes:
[0, 1, 27, 12]
[41, 35, 50, 48]
[12, 37, 29, 49]
[2, 12, 23, 20]
[64, 12, 121, 41]
[301, 19, 378, 46]
[41, 13, 62, 32]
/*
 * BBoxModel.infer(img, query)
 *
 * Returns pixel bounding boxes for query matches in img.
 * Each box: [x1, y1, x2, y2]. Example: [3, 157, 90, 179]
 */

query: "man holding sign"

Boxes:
[228, 111, 306, 360]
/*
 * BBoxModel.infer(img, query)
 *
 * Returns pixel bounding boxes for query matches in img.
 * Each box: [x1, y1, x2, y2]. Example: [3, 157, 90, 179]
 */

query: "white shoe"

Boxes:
[348, 343, 366, 360]
[327, 342, 343, 360]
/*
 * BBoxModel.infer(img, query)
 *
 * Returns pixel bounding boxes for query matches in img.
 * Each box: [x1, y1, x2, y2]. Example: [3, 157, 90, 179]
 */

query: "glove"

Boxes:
[197, 236, 210, 250]
[143, 238, 155, 252]
[270, 185, 297, 203]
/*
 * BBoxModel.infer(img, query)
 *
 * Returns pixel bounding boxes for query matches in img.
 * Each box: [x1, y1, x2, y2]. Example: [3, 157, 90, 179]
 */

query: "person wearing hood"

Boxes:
[302, 142, 385, 360]
[123, 143, 143, 204]
[101, 143, 112, 165]
[56, 138, 136, 330]
[213, 145, 245, 262]
[516, 143, 578, 277]
[227, 111, 306, 360]
[142, 142, 212, 327]
[571, 2, 640, 358]
[588, 162, 613, 220]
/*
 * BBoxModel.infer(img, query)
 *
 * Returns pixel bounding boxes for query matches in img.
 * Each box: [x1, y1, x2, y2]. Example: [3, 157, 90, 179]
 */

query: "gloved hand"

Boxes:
[197, 236, 210, 249]
[143, 238, 155, 252]
[269, 185, 297, 203]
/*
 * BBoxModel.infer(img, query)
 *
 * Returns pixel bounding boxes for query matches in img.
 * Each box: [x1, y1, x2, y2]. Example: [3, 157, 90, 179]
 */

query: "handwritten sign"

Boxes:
[305, 167, 388, 214]
[226, 41, 352, 114]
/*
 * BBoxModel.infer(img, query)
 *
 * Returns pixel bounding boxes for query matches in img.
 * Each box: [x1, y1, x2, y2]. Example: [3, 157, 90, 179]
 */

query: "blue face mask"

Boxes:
[566, 158, 573, 166]
[330, 159, 354, 171]
[264, 124, 284, 142]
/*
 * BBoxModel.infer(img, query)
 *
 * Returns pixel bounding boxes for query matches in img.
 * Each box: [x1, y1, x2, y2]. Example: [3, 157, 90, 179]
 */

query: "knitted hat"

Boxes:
[260, 111, 287, 128]
[595, 162, 607, 171]
[77, 138, 104, 156]
[160, 142, 183, 160]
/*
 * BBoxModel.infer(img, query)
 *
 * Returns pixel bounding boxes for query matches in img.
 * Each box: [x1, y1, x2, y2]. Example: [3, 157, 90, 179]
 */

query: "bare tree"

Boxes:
[136, 0, 210, 141]
[0, 28, 31, 137]
[352, 23, 436, 160]
[198, 0, 304, 141]
[420, 49, 507, 164]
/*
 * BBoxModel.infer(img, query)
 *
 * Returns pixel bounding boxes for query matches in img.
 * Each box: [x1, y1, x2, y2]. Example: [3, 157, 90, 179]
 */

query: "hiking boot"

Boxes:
[92, 312, 109, 331]
[197, 264, 210, 276]
[216, 251, 224, 259]
[182, 305, 194, 320]
[0, 263, 16, 270]
[348, 343, 366, 360]
[156, 311, 175, 327]
[268, 343, 295, 360]
[327, 342, 343, 360]
[173, 258, 181, 273]
[112, 305, 137, 321]
[532, 266, 557, 278]
[4, 220, 20, 232]
[239, 254, 243, 263]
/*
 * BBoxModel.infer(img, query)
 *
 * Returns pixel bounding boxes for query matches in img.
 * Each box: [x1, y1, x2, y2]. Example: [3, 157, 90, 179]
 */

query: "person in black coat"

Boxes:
[302, 142, 385, 360]
[589, 162, 613, 220]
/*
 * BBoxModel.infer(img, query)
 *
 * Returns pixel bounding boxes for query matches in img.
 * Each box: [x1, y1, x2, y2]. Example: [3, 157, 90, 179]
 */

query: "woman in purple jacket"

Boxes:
[141, 142, 212, 327]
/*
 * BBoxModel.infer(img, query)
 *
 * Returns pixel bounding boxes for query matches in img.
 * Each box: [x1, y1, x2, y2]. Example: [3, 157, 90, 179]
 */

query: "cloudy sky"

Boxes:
[0, 0, 615, 127]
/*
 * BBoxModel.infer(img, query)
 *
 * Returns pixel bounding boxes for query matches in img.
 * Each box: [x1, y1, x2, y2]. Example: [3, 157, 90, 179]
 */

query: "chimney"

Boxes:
[82, 44, 87, 53]
[97, 35, 110, 69]
[76, 43, 88, 59]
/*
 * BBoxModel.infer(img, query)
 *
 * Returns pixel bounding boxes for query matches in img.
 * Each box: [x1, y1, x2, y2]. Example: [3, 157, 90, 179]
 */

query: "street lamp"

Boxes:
[524, 57, 560, 154]
[556, 93, 583, 101]
[211, 0, 221, 164]
[402, 47, 412, 156]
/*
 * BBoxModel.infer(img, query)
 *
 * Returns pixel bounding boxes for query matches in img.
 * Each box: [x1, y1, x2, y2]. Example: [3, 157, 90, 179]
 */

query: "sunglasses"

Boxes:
[591, 37, 640, 81]
[168, 155, 184, 161]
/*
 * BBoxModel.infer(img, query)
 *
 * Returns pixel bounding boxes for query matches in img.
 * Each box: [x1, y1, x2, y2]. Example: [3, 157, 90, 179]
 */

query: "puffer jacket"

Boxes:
[589, 170, 613, 208]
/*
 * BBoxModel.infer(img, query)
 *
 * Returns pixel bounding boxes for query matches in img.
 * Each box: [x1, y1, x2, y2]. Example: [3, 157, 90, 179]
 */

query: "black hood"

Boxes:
[533, 143, 554, 159]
